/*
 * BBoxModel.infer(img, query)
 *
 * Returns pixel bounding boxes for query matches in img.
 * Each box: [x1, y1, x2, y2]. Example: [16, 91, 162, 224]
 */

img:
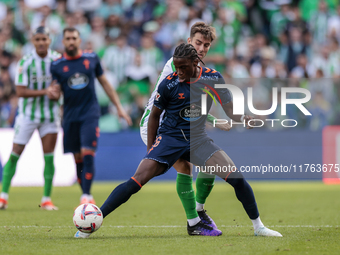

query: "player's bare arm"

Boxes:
[16, 85, 51, 98]
[222, 101, 253, 129]
[97, 74, 132, 126]
[147, 106, 162, 151]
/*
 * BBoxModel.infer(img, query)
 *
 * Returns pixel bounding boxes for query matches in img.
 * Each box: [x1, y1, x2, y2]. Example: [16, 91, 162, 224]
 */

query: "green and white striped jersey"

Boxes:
[15, 49, 61, 123]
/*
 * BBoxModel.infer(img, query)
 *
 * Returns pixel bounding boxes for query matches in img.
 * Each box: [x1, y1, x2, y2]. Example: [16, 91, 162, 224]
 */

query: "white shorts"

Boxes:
[13, 115, 60, 145]
[140, 125, 148, 145]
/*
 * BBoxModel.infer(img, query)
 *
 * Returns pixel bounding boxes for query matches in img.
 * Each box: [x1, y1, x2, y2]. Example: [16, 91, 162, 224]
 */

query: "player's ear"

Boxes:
[187, 37, 191, 44]
[193, 58, 199, 67]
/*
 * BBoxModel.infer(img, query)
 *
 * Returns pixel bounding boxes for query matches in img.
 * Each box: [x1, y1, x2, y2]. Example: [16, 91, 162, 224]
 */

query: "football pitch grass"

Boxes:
[1, 181, 339, 255]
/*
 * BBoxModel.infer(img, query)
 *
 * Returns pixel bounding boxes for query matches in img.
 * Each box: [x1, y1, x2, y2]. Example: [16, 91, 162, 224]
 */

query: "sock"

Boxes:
[187, 217, 201, 227]
[76, 160, 83, 190]
[226, 171, 259, 220]
[251, 216, 264, 230]
[195, 172, 215, 211]
[176, 173, 198, 220]
[0, 192, 9, 200]
[82, 154, 95, 195]
[43, 154, 55, 197]
[100, 178, 141, 218]
[1, 152, 19, 193]
[41, 196, 51, 203]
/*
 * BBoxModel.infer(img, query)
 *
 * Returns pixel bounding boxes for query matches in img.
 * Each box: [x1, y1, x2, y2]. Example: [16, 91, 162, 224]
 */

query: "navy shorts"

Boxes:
[62, 118, 99, 153]
[144, 133, 221, 173]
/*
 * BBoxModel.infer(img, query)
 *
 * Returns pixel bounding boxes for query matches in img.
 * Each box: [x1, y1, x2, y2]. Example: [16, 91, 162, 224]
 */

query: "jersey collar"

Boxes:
[32, 49, 52, 60]
[63, 50, 83, 60]
[187, 66, 202, 84]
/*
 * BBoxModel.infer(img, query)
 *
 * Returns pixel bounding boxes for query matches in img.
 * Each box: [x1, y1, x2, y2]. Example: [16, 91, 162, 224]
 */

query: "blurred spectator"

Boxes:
[102, 34, 136, 83]
[309, 0, 332, 47]
[270, 0, 291, 43]
[311, 45, 340, 78]
[96, 0, 124, 19]
[118, 53, 157, 127]
[290, 54, 314, 78]
[67, 0, 102, 20]
[105, 14, 122, 42]
[87, 16, 106, 52]
[139, 34, 164, 72]
[328, 5, 340, 44]
[250, 47, 276, 78]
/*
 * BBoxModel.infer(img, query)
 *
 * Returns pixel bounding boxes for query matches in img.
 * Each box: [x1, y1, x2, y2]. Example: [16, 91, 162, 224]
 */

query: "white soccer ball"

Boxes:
[73, 203, 103, 233]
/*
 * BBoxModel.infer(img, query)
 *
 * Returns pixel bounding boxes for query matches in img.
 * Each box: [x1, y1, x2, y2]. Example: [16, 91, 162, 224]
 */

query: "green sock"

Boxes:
[196, 172, 215, 205]
[43, 154, 55, 197]
[2, 153, 19, 193]
[176, 173, 198, 219]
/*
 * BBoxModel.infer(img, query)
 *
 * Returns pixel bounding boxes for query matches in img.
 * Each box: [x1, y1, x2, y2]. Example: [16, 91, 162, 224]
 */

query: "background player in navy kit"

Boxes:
[50, 27, 131, 205]
[74, 43, 282, 238]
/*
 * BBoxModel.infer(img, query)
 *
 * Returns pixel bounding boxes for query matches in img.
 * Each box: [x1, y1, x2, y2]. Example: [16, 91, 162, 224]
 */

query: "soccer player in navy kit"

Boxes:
[74, 43, 282, 238]
[50, 27, 131, 205]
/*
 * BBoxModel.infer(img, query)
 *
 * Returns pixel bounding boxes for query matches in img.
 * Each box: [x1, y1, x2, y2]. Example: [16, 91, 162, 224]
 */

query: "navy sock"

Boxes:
[76, 160, 83, 190]
[226, 171, 259, 219]
[100, 178, 141, 218]
[82, 155, 94, 195]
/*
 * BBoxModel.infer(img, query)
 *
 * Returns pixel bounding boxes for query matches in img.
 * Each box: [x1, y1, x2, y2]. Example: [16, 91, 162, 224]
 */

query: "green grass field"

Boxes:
[1, 181, 340, 255]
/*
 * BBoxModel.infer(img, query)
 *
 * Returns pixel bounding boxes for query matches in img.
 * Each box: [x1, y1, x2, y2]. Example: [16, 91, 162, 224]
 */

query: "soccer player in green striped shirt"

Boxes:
[0, 27, 61, 210]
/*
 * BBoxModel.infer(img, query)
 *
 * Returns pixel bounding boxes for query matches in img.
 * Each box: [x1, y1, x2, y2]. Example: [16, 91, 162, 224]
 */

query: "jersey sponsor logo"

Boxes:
[31, 75, 52, 83]
[63, 66, 69, 72]
[67, 72, 89, 90]
[83, 59, 90, 69]
[178, 93, 185, 99]
[179, 104, 202, 122]
[155, 92, 161, 101]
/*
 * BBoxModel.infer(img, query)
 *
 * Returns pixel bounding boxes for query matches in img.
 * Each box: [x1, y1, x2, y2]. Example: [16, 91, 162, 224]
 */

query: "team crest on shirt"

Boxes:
[155, 92, 161, 101]
[67, 72, 89, 90]
[179, 104, 202, 122]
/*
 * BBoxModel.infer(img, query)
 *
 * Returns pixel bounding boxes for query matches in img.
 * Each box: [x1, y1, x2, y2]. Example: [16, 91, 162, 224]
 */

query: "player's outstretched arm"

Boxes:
[16, 84, 58, 99]
[97, 74, 132, 126]
[222, 101, 253, 129]
[147, 106, 162, 151]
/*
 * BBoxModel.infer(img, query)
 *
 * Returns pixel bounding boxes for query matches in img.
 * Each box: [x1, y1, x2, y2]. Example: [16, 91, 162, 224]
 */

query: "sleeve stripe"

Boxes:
[17, 59, 25, 84]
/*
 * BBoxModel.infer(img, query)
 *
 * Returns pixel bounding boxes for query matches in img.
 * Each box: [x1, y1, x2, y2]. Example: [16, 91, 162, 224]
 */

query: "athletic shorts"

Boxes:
[140, 125, 148, 145]
[144, 133, 222, 174]
[62, 118, 99, 153]
[13, 115, 60, 145]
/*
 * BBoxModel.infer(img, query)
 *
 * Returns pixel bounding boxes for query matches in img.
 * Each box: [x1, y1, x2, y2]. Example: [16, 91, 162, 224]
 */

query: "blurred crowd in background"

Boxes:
[0, 0, 340, 131]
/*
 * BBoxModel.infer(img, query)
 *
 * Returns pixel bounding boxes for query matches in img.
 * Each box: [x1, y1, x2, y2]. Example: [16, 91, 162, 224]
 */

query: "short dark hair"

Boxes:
[33, 26, 50, 37]
[63, 27, 80, 36]
[173, 43, 205, 65]
[190, 22, 216, 42]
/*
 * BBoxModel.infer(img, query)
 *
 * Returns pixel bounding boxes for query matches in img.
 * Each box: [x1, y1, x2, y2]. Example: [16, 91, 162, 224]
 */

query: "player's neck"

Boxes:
[193, 66, 201, 79]
[36, 50, 48, 59]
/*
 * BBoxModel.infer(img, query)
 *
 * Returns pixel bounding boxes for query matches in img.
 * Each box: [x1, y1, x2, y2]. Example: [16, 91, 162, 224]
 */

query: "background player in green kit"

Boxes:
[0, 27, 61, 210]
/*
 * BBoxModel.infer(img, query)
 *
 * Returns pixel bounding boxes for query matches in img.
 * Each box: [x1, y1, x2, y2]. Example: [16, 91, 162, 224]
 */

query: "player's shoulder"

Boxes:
[49, 50, 62, 60]
[159, 71, 180, 91]
[19, 52, 34, 64]
[82, 50, 98, 59]
[201, 67, 223, 81]
[51, 55, 67, 66]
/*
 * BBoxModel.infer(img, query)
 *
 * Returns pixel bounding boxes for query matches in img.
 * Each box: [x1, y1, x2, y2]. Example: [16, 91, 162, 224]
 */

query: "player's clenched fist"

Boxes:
[46, 80, 61, 100]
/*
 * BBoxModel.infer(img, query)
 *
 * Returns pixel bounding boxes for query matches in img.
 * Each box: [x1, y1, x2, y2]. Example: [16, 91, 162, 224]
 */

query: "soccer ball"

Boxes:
[73, 203, 103, 233]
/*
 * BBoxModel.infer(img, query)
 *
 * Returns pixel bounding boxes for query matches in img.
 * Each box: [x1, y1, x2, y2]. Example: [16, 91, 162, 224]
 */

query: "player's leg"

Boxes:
[173, 159, 200, 225]
[40, 125, 58, 210]
[0, 116, 35, 209]
[79, 118, 99, 204]
[205, 150, 282, 237]
[73, 153, 83, 192]
[75, 158, 166, 238]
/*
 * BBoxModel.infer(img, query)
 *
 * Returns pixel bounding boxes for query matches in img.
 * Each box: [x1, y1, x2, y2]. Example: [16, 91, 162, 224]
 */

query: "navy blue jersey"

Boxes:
[50, 50, 103, 121]
[154, 66, 231, 139]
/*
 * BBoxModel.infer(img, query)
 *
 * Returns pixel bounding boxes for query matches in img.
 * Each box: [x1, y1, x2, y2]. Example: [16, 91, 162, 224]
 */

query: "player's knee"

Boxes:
[225, 170, 244, 187]
[173, 160, 191, 175]
[12, 144, 25, 155]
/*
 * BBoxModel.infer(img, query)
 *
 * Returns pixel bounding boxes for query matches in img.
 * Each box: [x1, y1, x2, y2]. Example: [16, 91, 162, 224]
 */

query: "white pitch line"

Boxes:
[1, 225, 339, 229]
